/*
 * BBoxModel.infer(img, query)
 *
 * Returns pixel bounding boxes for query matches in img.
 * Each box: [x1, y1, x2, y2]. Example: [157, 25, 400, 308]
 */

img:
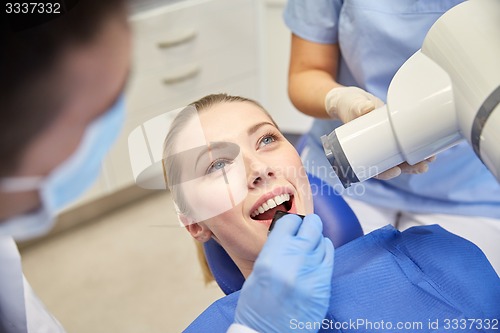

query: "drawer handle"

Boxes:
[157, 29, 197, 49]
[162, 65, 201, 85]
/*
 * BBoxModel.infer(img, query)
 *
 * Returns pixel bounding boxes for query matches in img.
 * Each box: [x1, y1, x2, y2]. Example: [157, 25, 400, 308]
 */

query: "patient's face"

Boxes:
[173, 101, 313, 266]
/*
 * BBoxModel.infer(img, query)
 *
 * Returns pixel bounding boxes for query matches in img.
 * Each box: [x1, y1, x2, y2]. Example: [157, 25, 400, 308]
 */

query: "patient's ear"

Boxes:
[180, 215, 213, 242]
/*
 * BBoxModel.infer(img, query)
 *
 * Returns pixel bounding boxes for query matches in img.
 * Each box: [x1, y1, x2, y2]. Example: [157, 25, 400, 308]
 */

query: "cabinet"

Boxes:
[63, 0, 312, 214]
[65, 0, 259, 210]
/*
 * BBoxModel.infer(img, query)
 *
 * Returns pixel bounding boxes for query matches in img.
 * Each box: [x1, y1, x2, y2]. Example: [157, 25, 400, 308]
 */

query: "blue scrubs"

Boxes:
[284, 0, 500, 219]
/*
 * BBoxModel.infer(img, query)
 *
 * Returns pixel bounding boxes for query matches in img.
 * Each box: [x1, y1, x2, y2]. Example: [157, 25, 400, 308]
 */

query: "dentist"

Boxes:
[0, 1, 333, 332]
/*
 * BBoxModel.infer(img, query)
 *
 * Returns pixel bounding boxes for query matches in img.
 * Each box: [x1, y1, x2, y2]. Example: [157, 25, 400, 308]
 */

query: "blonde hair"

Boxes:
[195, 241, 214, 284]
[163, 93, 277, 285]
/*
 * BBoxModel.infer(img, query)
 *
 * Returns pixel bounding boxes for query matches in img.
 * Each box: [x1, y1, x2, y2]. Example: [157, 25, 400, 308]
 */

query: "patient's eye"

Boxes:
[258, 133, 278, 148]
[207, 159, 232, 174]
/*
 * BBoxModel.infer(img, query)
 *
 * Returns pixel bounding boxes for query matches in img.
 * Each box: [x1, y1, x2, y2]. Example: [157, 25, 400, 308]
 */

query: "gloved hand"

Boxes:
[325, 86, 435, 180]
[234, 214, 334, 333]
[325, 86, 384, 123]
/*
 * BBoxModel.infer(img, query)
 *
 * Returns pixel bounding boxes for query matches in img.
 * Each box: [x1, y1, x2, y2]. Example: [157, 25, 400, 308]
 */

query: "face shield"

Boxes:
[163, 106, 248, 225]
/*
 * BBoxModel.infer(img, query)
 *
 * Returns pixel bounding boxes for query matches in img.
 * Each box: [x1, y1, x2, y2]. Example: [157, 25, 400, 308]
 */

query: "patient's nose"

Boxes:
[247, 156, 276, 188]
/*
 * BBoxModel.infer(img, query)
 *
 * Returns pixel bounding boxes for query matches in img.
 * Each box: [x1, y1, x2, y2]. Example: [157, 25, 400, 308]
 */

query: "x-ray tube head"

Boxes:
[322, 0, 500, 188]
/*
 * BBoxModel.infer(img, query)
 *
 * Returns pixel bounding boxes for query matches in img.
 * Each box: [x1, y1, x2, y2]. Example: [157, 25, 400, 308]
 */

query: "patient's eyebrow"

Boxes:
[247, 122, 276, 136]
[194, 142, 237, 168]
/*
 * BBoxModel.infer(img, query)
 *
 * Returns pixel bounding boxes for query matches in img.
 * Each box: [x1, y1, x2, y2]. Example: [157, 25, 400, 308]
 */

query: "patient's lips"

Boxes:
[250, 188, 295, 221]
[251, 193, 290, 219]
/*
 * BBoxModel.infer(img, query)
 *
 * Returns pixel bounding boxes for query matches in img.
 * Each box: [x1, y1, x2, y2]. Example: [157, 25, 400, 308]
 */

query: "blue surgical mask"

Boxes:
[0, 95, 126, 241]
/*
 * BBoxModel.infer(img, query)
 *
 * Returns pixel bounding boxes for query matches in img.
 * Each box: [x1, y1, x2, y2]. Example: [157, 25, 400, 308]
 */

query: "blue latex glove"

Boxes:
[234, 214, 334, 333]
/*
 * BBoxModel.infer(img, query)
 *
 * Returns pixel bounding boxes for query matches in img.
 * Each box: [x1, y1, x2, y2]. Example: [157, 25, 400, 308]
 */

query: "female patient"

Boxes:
[163, 94, 314, 279]
[163, 94, 499, 332]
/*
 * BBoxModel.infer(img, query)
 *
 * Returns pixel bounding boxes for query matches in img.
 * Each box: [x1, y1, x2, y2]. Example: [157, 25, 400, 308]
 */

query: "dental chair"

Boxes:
[128, 111, 500, 333]
[203, 134, 364, 295]
[127, 111, 363, 296]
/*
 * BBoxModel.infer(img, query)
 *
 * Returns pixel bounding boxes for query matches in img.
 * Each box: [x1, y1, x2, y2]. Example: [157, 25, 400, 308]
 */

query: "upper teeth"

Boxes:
[251, 193, 291, 218]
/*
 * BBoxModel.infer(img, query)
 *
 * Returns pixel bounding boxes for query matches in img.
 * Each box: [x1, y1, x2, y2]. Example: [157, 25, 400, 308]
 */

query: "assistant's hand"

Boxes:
[325, 86, 435, 179]
[234, 214, 334, 333]
[325, 86, 384, 123]
[374, 156, 437, 180]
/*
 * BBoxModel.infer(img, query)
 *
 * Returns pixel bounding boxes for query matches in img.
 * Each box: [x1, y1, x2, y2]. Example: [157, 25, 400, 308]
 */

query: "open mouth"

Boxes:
[251, 194, 295, 221]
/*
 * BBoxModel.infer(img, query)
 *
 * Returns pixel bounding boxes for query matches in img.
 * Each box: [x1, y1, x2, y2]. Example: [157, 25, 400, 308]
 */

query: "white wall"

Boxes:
[257, 0, 313, 134]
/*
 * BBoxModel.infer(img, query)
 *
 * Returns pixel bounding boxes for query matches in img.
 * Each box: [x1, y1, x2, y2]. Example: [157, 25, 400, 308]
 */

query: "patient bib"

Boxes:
[184, 225, 500, 332]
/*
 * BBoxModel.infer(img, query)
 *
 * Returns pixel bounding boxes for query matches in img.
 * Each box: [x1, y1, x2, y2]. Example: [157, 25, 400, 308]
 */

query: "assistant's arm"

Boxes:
[288, 34, 342, 119]
[288, 33, 386, 124]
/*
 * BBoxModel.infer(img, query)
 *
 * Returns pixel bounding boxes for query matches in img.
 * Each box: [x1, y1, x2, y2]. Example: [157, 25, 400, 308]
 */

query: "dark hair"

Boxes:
[0, 0, 127, 176]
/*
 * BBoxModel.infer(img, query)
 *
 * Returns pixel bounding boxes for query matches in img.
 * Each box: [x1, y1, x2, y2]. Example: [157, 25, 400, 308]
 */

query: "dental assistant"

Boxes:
[0, 1, 333, 332]
[284, 0, 500, 272]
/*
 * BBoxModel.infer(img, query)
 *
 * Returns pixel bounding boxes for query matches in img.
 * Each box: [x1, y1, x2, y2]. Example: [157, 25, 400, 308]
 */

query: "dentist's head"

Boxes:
[0, 0, 131, 240]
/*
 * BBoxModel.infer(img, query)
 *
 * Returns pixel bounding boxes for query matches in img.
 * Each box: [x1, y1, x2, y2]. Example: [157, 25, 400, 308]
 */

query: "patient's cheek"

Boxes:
[281, 157, 314, 214]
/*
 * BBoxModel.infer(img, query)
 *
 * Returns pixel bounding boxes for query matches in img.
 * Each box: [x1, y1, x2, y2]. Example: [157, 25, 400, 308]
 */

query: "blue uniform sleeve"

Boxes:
[283, 0, 343, 44]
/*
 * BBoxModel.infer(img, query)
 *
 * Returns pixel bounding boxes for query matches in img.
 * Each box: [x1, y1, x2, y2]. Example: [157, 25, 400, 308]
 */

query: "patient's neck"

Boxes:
[236, 260, 253, 279]
[221, 245, 255, 279]
[227, 254, 253, 279]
